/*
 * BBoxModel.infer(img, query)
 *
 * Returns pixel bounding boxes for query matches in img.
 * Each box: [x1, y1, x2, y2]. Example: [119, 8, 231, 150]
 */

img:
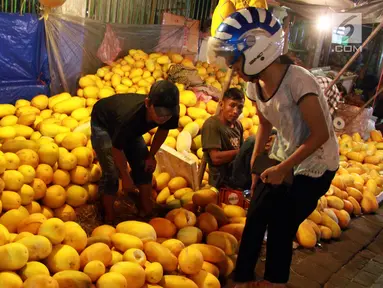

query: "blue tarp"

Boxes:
[0, 13, 50, 104]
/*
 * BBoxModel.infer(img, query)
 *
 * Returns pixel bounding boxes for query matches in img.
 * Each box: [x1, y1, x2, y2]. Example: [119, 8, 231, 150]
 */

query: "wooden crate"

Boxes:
[155, 144, 199, 190]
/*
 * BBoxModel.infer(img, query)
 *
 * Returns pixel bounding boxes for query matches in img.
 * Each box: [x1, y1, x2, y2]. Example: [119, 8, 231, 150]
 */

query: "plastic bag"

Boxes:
[96, 24, 122, 65]
[44, 12, 185, 95]
[334, 103, 373, 139]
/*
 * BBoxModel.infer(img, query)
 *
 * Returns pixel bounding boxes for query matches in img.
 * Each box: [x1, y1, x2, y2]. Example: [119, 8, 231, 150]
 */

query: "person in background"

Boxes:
[315, 74, 343, 119]
[208, 7, 339, 288]
[201, 88, 255, 190]
[90, 80, 180, 223]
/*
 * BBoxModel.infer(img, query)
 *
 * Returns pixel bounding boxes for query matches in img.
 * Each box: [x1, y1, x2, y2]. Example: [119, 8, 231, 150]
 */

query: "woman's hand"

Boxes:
[260, 164, 288, 185]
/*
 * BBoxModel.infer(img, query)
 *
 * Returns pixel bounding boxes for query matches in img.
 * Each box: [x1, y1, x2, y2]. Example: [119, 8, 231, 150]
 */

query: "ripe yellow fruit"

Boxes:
[84, 183, 98, 202]
[0, 155, 6, 174]
[41, 206, 54, 219]
[180, 90, 197, 107]
[66, 185, 89, 207]
[19, 184, 35, 206]
[71, 147, 94, 167]
[0, 126, 16, 139]
[0, 208, 29, 233]
[31, 178, 47, 200]
[88, 163, 102, 182]
[145, 262, 163, 284]
[23, 275, 59, 288]
[38, 217, 66, 245]
[19, 261, 50, 281]
[4, 152, 20, 170]
[155, 173, 171, 191]
[17, 213, 46, 234]
[0, 272, 23, 288]
[178, 246, 204, 274]
[36, 164, 54, 185]
[25, 201, 42, 214]
[16, 149, 39, 168]
[1, 191, 22, 211]
[62, 221, 87, 253]
[46, 244, 81, 273]
[54, 204, 76, 222]
[97, 272, 127, 288]
[70, 166, 90, 185]
[43, 185, 66, 209]
[38, 143, 59, 166]
[110, 262, 145, 288]
[52, 169, 71, 187]
[179, 115, 193, 127]
[0, 115, 18, 126]
[84, 260, 105, 282]
[18, 165, 36, 184]
[58, 152, 77, 171]
[2, 170, 24, 191]
[61, 132, 87, 150]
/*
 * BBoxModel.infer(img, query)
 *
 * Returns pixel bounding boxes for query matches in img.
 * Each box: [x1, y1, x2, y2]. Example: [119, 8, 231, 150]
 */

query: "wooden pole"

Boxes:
[324, 20, 383, 96]
[197, 68, 233, 188]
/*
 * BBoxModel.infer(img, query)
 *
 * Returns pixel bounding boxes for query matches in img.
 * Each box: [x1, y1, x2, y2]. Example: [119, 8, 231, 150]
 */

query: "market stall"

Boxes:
[0, 0, 381, 287]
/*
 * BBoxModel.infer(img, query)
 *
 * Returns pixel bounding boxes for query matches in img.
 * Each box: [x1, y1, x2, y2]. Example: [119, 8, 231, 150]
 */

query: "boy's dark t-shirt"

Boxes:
[91, 93, 179, 149]
[201, 115, 243, 188]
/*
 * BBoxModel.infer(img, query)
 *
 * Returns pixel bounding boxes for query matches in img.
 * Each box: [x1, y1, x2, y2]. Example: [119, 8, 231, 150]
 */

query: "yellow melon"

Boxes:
[16, 149, 39, 168]
[62, 221, 87, 253]
[23, 275, 59, 288]
[71, 147, 94, 167]
[46, 244, 81, 273]
[70, 166, 89, 185]
[54, 204, 77, 222]
[35, 164, 54, 185]
[17, 165, 35, 184]
[52, 169, 71, 187]
[31, 178, 47, 200]
[42, 185, 66, 209]
[2, 170, 24, 191]
[66, 185, 89, 207]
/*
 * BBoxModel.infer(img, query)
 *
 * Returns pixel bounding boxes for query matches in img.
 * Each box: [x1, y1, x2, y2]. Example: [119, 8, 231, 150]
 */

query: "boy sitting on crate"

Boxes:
[201, 88, 255, 190]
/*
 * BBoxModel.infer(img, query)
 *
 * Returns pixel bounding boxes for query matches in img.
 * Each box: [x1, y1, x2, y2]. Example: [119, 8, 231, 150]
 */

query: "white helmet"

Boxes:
[207, 7, 284, 77]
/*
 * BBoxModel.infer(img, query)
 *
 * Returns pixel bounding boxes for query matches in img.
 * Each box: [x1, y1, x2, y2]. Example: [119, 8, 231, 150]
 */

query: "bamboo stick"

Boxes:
[324, 20, 383, 96]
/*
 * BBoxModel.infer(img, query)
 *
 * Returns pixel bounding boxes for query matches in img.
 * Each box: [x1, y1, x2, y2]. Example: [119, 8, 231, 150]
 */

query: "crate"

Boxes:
[218, 187, 249, 209]
[155, 144, 199, 190]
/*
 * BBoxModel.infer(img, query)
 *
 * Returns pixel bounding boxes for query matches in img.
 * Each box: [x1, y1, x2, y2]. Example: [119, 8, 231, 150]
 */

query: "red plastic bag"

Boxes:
[97, 24, 122, 65]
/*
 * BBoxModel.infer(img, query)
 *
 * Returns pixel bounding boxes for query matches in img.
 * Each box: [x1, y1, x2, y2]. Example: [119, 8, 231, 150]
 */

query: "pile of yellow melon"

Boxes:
[296, 130, 382, 249]
[0, 198, 247, 287]
[76, 49, 257, 171]
[0, 96, 102, 225]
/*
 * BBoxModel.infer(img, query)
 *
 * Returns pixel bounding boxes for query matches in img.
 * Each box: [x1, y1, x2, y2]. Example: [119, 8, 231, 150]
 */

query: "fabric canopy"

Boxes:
[277, 0, 383, 23]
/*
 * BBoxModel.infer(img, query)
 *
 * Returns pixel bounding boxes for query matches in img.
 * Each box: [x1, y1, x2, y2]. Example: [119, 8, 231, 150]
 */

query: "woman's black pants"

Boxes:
[234, 170, 336, 284]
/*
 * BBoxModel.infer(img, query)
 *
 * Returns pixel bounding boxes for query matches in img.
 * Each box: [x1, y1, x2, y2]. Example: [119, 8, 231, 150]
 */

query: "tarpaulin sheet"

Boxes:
[45, 13, 185, 95]
[0, 13, 50, 103]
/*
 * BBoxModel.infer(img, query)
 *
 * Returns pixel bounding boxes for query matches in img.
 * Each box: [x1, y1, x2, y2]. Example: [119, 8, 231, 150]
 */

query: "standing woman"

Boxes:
[208, 7, 339, 288]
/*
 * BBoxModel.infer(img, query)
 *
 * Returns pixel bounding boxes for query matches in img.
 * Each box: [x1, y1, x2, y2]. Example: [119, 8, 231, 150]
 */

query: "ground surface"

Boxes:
[254, 206, 383, 288]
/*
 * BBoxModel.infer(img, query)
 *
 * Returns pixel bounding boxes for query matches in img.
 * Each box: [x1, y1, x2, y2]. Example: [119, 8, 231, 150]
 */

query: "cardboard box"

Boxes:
[155, 144, 199, 190]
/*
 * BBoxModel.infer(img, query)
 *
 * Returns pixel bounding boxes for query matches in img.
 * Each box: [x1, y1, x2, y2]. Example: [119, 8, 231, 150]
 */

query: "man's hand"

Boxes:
[260, 164, 288, 185]
[122, 175, 136, 193]
[144, 154, 157, 173]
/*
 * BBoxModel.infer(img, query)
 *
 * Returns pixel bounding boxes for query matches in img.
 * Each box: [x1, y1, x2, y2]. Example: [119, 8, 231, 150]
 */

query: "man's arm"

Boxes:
[150, 128, 169, 157]
[209, 149, 239, 166]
